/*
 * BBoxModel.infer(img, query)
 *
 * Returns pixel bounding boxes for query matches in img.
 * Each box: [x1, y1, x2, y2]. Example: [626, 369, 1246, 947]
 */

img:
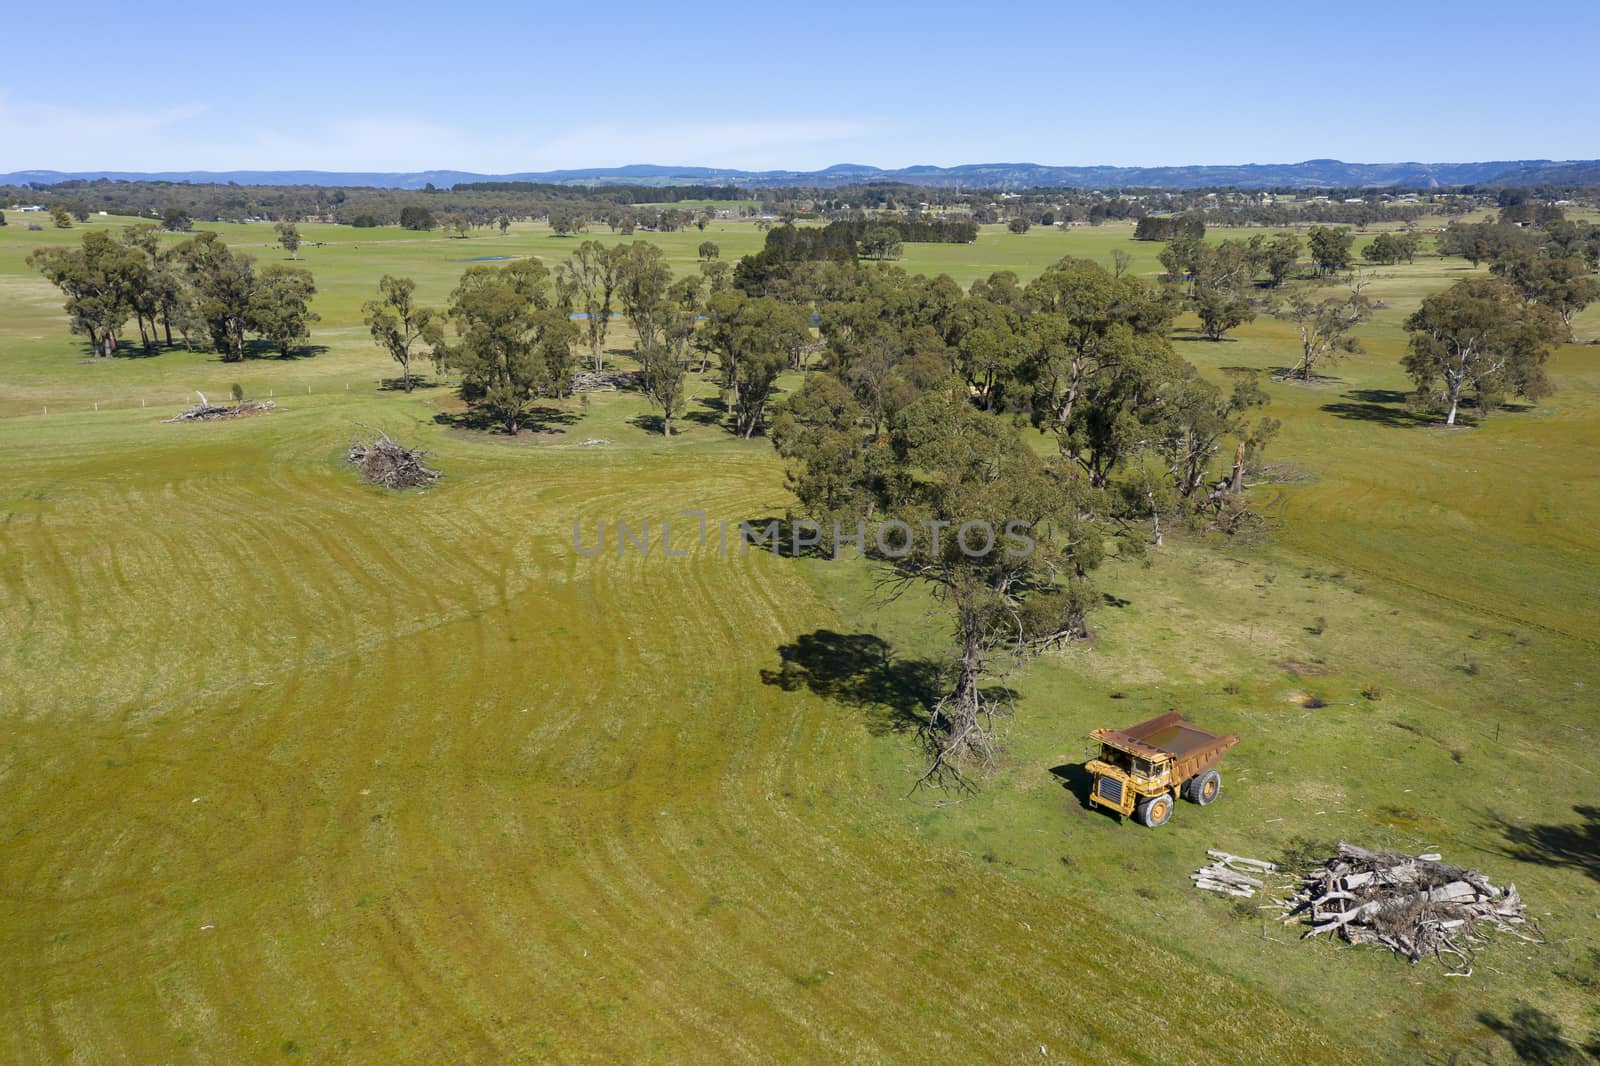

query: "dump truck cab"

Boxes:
[1085, 712, 1239, 828]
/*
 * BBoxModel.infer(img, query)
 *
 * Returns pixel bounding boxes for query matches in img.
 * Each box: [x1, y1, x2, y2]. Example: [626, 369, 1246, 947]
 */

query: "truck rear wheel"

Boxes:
[1191, 769, 1221, 806]
[1136, 793, 1173, 828]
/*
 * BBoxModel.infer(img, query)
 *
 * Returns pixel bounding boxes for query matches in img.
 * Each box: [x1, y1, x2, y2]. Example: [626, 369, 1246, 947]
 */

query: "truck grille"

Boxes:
[1098, 776, 1122, 804]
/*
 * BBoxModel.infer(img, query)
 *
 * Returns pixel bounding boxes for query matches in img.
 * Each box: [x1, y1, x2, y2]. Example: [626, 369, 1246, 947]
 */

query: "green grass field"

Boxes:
[1, 215, 1596, 1063]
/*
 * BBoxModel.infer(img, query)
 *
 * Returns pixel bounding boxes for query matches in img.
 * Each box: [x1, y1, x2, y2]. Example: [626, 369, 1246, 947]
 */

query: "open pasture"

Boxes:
[1, 214, 1597, 1063]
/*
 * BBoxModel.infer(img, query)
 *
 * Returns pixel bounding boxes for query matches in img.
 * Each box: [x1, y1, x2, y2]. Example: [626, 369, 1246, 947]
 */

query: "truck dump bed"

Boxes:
[1093, 711, 1239, 782]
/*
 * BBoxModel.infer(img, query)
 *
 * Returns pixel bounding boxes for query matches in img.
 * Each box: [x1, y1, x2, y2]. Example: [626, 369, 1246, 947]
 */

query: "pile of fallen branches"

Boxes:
[347, 430, 440, 490]
[1281, 843, 1536, 975]
[164, 393, 275, 422]
[571, 369, 637, 392]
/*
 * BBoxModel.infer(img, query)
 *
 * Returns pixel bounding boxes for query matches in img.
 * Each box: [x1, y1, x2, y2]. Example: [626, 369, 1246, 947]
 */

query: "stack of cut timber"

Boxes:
[1192, 850, 1278, 898]
[1281, 843, 1534, 975]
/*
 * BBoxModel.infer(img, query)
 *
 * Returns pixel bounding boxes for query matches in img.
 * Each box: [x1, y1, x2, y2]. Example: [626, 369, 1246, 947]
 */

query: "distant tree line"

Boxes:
[22, 177, 1588, 240]
[0, 179, 760, 233]
[828, 218, 978, 244]
[730, 225, 857, 295]
[1204, 202, 1430, 227]
[452, 182, 743, 203]
[1134, 215, 1206, 241]
[730, 220, 979, 294]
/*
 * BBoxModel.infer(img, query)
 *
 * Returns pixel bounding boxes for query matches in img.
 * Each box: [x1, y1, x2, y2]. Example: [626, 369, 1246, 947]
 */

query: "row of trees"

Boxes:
[1133, 214, 1206, 242]
[30, 227, 318, 360]
[1433, 221, 1600, 336]
[1436, 219, 1600, 272]
[755, 257, 1277, 778]
[346, 214, 1586, 783]
[363, 240, 739, 435]
[1403, 222, 1600, 423]
[1152, 229, 1373, 361]
[369, 203, 728, 237]
[362, 262, 574, 431]
[1360, 231, 1422, 265]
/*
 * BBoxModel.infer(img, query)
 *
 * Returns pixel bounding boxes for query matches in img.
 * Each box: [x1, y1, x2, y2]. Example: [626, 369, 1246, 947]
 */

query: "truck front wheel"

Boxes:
[1136, 793, 1173, 828]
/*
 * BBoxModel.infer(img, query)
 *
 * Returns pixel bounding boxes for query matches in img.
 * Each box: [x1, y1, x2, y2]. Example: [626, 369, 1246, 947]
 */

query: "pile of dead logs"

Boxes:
[571, 370, 637, 392]
[1193, 850, 1278, 897]
[164, 395, 276, 422]
[1193, 843, 1535, 975]
[1281, 843, 1534, 975]
[347, 430, 440, 490]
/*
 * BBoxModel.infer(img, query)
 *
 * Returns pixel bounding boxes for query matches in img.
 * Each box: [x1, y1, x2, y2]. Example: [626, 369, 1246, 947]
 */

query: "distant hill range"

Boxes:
[5, 159, 1599, 191]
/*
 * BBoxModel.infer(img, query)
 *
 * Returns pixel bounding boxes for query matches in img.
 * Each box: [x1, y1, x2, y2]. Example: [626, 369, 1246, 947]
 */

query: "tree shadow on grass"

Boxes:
[629, 413, 667, 435]
[242, 340, 327, 361]
[107, 341, 166, 360]
[1482, 804, 1600, 884]
[1321, 388, 1433, 428]
[761, 629, 944, 736]
[431, 404, 578, 434]
[733, 515, 834, 559]
[378, 375, 444, 392]
[683, 394, 728, 428]
[1346, 388, 1411, 404]
[1477, 1004, 1593, 1064]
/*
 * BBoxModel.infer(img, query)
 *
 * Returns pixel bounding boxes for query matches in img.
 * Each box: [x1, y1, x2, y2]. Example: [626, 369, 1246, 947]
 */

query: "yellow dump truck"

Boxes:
[1085, 712, 1240, 828]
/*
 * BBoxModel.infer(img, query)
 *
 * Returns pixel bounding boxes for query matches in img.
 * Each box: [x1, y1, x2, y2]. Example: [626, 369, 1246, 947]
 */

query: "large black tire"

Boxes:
[1191, 769, 1221, 806]
[1136, 792, 1174, 828]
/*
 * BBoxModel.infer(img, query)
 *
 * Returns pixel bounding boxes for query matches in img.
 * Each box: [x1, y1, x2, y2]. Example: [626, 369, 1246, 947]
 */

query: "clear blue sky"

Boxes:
[3, 0, 1597, 173]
